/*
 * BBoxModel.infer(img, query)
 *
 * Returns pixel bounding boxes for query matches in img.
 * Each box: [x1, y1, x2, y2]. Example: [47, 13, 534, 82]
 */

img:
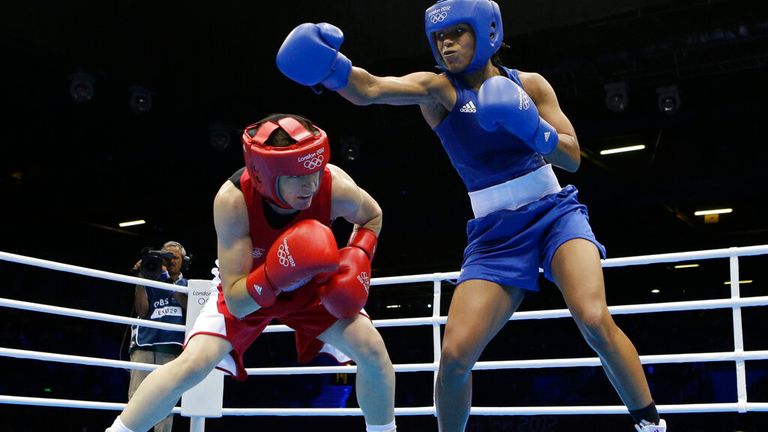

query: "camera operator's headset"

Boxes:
[181, 255, 191, 272]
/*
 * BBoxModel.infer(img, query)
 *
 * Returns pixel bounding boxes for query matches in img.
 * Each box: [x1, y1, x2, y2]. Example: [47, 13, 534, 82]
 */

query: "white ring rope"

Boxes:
[6, 345, 768, 375]
[2, 295, 767, 334]
[0, 245, 767, 419]
[0, 251, 188, 294]
[0, 347, 158, 372]
[1, 394, 768, 417]
[0, 298, 185, 332]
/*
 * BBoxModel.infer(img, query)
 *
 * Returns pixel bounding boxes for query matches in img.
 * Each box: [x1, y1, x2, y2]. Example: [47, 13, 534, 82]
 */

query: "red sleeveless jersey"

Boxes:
[239, 167, 333, 270]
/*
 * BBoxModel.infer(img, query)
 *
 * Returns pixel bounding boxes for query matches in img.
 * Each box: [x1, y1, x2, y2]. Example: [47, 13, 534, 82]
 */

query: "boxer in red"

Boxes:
[106, 114, 396, 432]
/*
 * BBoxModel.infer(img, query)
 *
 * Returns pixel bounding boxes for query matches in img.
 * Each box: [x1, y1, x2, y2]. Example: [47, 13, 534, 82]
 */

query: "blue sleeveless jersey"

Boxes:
[433, 67, 546, 192]
[433, 68, 607, 290]
[130, 276, 187, 348]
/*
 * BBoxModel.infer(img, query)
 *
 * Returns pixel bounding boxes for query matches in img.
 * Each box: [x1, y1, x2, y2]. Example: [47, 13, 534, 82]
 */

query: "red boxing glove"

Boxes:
[319, 227, 378, 319]
[320, 247, 371, 319]
[315, 227, 378, 283]
[348, 227, 378, 259]
[247, 219, 340, 308]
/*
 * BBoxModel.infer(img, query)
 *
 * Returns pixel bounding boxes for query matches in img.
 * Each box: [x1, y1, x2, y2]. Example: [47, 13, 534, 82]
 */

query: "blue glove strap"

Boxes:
[321, 53, 352, 91]
[534, 117, 558, 154]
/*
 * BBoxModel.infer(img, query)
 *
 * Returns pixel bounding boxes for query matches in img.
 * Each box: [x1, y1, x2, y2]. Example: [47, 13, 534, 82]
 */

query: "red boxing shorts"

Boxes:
[186, 282, 348, 381]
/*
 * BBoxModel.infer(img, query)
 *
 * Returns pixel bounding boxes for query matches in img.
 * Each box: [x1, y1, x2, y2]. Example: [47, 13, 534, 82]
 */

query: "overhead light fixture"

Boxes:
[694, 208, 733, 216]
[600, 144, 646, 155]
[385, 304, 401, 309]
[69, 71, 95, 103]
[651, 289, 660, 294]
[119, 219, 146, 227]
[656, 85, 680, 115]
[129, 85, 153, 114]
[674, 264, 700, 269]
[723, 280, 753, 285]
[604, 82, 628, 113]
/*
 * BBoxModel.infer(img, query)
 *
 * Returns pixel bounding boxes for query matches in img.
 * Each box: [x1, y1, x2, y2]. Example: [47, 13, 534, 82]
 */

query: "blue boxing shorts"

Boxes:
[459, 185, 606, 291]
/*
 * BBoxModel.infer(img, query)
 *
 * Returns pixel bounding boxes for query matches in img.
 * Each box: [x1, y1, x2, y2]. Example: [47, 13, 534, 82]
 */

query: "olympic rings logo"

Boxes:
[522, 93, 531, 110]
[430, 12, 448, 23]
[303, 155, 324, 170]
[277, 243, 294, 267]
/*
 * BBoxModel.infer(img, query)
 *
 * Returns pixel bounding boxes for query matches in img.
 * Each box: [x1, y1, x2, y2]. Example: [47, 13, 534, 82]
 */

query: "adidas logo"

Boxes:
[459, 101, 477, 113]
[544, 131, 551, 142]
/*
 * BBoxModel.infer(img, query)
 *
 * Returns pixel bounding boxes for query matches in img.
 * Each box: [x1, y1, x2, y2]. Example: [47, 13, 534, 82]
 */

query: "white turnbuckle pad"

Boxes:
[181, 279, 224, 418]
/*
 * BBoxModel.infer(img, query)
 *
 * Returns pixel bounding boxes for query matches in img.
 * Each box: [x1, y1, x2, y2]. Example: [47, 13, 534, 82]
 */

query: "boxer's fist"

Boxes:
[247, 219, 340, 308]
[320, 246, 371, 319]
[277, 23, 352, 91]
[477, 76, 558, 154]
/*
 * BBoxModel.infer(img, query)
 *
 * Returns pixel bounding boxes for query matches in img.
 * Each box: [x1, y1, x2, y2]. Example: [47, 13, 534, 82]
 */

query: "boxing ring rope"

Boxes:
[1, 246, 768, 426]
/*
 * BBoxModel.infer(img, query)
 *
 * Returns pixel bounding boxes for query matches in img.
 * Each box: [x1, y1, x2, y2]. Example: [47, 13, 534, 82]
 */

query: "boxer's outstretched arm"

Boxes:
[340, 69, 442, 107]
[278, 21, 455, 130]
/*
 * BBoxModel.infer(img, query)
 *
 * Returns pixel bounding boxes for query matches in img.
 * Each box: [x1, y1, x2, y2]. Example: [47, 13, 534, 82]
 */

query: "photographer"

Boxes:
[128, 241, 189, 432]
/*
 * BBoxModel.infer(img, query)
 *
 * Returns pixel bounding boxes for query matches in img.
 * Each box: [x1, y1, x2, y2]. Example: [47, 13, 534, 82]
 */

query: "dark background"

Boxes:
[1, 0, 767, 430]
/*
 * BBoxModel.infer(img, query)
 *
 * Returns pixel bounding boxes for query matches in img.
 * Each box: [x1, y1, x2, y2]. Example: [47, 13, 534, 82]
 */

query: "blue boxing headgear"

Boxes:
[425, 0, 504, 74]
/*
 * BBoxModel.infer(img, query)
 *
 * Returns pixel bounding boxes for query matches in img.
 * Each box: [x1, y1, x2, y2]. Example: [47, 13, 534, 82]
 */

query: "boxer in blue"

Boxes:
[277, 1, 666, 430]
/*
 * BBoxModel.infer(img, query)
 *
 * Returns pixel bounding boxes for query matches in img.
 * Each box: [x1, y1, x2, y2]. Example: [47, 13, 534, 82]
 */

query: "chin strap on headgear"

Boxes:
[242, 116, 330, 209]
[425, 0, 504, 74]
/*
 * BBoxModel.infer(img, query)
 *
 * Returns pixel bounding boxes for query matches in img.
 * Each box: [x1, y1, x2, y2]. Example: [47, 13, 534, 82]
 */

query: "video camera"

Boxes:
[136, 247, 175, 280]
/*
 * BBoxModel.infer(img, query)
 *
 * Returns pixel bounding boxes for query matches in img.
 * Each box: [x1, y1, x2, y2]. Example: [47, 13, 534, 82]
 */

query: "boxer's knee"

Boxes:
[572, 306, 616, 352]
[439, 342, 476, 381]
[356, 333, 392, 372]
[170, 336, 228, 389]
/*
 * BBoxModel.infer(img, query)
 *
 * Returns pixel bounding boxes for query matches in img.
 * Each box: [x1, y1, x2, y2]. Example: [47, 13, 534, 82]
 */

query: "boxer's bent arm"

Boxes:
[520, 72, 581, 172]
[329, 165, 382, 235]
[213, 181, 261, 317]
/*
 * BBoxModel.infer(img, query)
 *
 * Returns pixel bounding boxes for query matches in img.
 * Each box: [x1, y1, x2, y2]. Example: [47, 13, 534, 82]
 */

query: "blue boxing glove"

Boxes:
[276, 23, 352, 91]
[477, 76, 559, 154]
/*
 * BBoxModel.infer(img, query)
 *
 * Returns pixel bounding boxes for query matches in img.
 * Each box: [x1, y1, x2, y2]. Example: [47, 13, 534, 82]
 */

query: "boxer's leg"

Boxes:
[551, 239, 663, 430]
[435, 279, 526, 432]
[107, 335, 231, 432]
[319, 314, 396, 431]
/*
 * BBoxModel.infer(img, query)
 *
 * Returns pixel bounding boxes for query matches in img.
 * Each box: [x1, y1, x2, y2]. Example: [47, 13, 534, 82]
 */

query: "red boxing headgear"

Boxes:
[242, 116, 330, 209]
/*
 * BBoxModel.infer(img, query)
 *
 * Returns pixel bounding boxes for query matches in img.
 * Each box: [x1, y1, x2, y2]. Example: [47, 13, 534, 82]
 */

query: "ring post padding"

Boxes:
[181, 280, 224, 419]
